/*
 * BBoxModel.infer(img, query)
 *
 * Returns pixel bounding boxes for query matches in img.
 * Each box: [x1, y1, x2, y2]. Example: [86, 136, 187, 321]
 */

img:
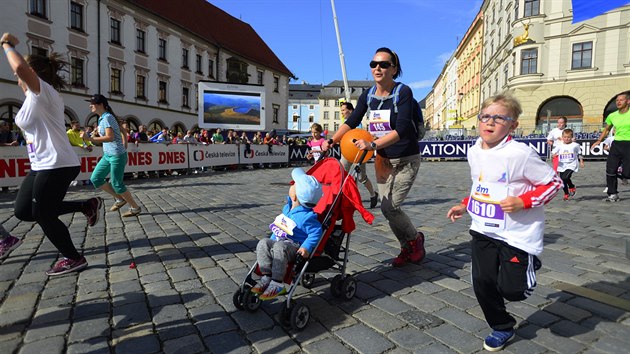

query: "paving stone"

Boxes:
[542, 300, 593, 322]
[203, 331, 251, 354]
[303, 338, 352, 354]
[424, 323, 481, 353]
[23, 321, 70, 343]
[163, 333, 206, 354]
[353, 307, 406, 333]
[399, 291, 447, 312]
[66, 339, 111, 354]
[68, 317, 111, 344]
[18, 335, 65, 354]
[334, 323, 395, 354]
[248, 326, 300, 354]
[387, 327, 437, 350]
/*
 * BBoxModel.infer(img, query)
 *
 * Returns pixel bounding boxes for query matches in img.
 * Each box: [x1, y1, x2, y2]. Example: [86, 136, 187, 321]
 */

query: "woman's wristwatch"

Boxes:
[370, 141, 377, 150]
[327, 138, 334, 145]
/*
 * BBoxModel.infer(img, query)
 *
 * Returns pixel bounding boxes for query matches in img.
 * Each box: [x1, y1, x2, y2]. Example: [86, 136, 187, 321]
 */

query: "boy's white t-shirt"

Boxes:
[552, 142, 582, 173]
[14, 78, 80, 171]
[467, 136, 556, 255]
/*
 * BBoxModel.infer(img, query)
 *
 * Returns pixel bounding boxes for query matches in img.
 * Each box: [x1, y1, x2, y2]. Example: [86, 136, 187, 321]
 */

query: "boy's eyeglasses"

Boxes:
[477, 114, 514, 124]
[369, 61, 393, 69]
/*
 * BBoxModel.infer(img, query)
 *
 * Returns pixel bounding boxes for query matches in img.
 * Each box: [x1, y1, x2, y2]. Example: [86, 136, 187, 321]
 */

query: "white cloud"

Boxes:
[436, 51, 454, 67]
[408, 80, 434, 89]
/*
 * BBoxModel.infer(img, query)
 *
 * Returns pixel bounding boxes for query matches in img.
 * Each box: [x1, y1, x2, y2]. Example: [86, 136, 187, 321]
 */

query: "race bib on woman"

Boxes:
[367, 110, 391, 138]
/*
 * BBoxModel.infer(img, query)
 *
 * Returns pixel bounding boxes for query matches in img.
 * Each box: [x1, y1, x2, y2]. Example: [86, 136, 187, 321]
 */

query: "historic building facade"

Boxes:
[288, 83, 322, 132]
[318, 80, 373, 134]
[0, 0, 292, 134]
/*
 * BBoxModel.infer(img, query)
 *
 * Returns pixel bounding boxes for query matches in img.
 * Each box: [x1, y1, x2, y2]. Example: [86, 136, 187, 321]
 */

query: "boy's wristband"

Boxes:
[3, 46, 16, 54]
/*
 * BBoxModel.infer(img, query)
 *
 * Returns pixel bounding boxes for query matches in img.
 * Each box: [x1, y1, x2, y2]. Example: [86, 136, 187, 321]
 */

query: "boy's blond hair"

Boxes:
[562, 128, 574, 137]
[480, 92, 523, 121]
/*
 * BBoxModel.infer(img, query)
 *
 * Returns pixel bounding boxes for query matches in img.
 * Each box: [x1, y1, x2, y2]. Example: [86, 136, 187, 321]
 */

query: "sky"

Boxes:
[209, 0, 482, 101]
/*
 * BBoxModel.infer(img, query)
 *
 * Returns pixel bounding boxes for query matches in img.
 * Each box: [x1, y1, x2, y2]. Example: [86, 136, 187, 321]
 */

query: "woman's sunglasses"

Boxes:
[369, 61, 393, 69]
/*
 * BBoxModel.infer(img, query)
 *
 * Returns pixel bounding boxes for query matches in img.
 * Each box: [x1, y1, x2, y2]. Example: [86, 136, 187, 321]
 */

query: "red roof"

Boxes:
[126, 0, 293, 77]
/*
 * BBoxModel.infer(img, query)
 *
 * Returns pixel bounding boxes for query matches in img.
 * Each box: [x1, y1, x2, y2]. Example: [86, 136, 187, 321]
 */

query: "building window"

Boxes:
[514, 0, 520, 20]
[272, 104, 279, 123]
[572, 42, 592, 69]
[70, 2, 83, 31]
[196, 54, 202, 74]
[273, 76, 279, 92]
[136, 75, 146, 99]
[324, 111, 329, 119]
[524, 0, 539, 17]
[292, 115, 299, 123]
[71, 57, 84, 87]
[334, 122, 339, 131]
[182, 48, 189, 69]
[323, 100, 329, 107]
[334, 111, 339, 120]
[182, 87, 190, 108]
[208, 59, 214, 78]
[136, 29, 145, 53]
[323, 124, 329, 131]
[110, 19, 121, 45]
[158, 38, 167, 61]
[32, 46, 47, 57]
[334, 100, 340, 107]
[158, 81, 167, 103]
[257, 70, 263, 85]
[110, 68, 121, 94]
[309, 105, 314, 110]
[308, 115, 314, 123]
[503, 64, 509, 86]
[292, 105, 298, 109]
[30, 0, 47, 19]
[520, 48, 538, 74]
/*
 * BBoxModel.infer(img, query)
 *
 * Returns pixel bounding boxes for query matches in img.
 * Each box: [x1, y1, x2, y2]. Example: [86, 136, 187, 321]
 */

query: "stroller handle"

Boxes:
[351, 139, 370, 167]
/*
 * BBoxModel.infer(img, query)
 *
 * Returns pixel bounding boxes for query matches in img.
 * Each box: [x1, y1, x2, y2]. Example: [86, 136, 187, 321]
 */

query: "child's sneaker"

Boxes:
[251, 275, 271, 294]
[259, 280, 286, 300]
[0, 236, 22, 260]
[603, 187, 608, 193]
[563, 194, 569, 201]
[483, 329, 515, 352]
[46, 256, 88, 276]
[569, 188, 576, 197]
[604, 194, 620, 202]
[110, 199, 127, 211]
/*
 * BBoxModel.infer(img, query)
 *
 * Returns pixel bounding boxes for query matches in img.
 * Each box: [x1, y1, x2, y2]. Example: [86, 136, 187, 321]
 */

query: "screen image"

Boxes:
[203, 91, 261, 125]
[198, 82, 266, 131]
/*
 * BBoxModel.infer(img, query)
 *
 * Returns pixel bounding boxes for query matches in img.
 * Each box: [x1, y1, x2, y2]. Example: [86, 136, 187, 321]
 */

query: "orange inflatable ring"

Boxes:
[340, 129, 374, 163]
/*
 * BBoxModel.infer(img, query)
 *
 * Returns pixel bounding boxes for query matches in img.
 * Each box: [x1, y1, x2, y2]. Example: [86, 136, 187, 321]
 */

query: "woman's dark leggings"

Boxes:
[14, 166, 84, 260]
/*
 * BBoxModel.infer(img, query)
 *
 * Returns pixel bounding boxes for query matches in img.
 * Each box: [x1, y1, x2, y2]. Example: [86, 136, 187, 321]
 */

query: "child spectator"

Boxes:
[252, 168, 323, 300]
[552, 129, 584, 200]
[447, 93, 562, 352]
[306, 123, 325, 163]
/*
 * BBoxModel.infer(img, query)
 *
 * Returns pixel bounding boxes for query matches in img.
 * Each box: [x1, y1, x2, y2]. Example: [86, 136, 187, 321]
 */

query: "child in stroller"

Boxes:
[252, 168, 323, 300]
[233, 157, 374, 330]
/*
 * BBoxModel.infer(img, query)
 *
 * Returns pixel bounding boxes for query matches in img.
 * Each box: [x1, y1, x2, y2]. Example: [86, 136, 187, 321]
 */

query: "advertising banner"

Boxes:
[125, 143, 188, 172]
[187, 144, 239, 168]
[288, 145, 341, 162]
[240, 144, 289, 164]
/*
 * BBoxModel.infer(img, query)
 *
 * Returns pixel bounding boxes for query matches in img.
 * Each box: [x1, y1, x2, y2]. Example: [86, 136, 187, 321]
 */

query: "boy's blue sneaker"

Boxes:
[483, 329, 514, 352]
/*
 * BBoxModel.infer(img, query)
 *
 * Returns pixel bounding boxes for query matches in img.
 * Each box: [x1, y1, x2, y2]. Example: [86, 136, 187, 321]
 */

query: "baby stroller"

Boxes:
[232, 156, 374, 330]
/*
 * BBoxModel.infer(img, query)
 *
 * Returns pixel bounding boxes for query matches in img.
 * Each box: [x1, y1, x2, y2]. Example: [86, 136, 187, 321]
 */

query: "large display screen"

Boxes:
[198, 81, 265, 131]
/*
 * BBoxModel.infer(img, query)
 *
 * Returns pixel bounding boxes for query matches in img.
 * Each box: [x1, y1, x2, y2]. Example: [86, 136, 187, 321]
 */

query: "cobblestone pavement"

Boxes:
[0, 160, 629, 354]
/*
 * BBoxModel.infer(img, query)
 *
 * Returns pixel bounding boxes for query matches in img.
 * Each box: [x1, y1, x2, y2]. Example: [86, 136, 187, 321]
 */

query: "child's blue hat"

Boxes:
[291, 168, 322, 208]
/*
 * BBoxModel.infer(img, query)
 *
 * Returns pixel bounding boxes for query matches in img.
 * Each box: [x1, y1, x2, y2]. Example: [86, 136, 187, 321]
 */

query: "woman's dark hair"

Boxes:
[25, 52, 68, 90]
[341, 102, 354, 110]
[375, 47, 402, 79]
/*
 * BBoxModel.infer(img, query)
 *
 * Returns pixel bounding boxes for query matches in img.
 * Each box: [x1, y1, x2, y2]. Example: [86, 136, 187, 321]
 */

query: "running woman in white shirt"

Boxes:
[546, 116, 567, 172]
[2, 33, 103, 275]
[552, 128, 584, 201]
[447, 92, 562, 352]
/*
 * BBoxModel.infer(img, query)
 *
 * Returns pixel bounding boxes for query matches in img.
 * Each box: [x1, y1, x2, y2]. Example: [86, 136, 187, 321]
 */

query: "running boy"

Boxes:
[252, 168, 323, 300]
[447, 93, 562, 352]
[552, 128, 584, 201]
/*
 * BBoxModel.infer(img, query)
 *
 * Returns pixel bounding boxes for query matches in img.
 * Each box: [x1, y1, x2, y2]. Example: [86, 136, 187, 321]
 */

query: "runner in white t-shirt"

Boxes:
[551, 129, 584, 201]
[447, 93, 562, 352]
[546, 116, 567, 171]
[2, 33, 103, 276]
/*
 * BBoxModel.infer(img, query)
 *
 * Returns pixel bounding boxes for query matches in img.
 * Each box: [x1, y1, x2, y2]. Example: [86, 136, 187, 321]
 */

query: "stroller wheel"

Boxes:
[242, 289, 262, 312]
[301, 273, 315, 288]
[290, 303, 310, 331]
[341, 276, 357, 301]
[232, 289, 245, 310]
[330, 275, 343, 298]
